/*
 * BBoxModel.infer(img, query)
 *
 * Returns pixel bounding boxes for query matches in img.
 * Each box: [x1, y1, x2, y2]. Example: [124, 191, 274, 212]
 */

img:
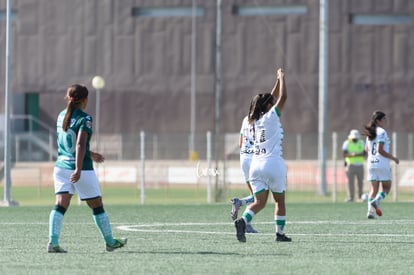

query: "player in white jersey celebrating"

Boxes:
[47, 84, 127, 253]
[234, 68, 291, 242]
[364, 111, 399, 219]
[230, 107, 258, 233]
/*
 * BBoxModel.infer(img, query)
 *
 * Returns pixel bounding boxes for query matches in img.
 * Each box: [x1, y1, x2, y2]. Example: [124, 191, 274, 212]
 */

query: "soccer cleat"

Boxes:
[370, 201, 382, 217]
[367, 209, 376, 219]
[245, 223, 258, 233]
[234, 218, 246, 242]
[231, 198, 242, 221]
[106, 237, 128, 252]
[275, 233, 292, 242]
[47, 243, 67, 253]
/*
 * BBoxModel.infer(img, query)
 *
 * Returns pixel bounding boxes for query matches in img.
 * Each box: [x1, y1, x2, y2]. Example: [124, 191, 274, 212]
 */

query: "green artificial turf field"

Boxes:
[1, 198, 413, 275]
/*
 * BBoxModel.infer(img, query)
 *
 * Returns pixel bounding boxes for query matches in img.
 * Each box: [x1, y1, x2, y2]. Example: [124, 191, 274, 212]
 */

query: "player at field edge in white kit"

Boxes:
[342, 129, 365, 202]
[47, 84, 127, 253]
[363, 110, 399, 219]
[230, 100, 258, 234]
[234, 68, 291, 243]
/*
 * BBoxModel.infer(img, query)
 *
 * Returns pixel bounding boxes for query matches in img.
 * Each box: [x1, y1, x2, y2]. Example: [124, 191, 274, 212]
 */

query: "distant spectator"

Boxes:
[342, 129, 365, 202]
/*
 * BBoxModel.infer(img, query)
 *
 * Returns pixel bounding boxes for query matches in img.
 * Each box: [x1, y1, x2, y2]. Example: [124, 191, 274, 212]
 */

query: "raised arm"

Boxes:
[274, 68, 287, 113]
[271, 75, 280, 98]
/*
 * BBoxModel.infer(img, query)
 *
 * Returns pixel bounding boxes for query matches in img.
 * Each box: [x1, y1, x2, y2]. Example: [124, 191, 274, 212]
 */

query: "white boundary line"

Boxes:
[4, 220, 412, 225]
[2, 220, 414, 226]
[2, 221, 413, 237]
[116, 220, 414, 237]
[116, 220, 414, 226]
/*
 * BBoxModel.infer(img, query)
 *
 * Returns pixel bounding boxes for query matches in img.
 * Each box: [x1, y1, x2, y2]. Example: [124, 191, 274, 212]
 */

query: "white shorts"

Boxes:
[367, 167, 392, 182]
[249, 156, 287, 194]
[240, 154, 252, 183]
[54, 167, 102, 200]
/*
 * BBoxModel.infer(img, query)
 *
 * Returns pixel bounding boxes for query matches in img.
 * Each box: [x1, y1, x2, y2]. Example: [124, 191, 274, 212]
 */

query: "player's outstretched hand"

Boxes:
[277, 68, 284, 79]
[91, 151, 105, 163]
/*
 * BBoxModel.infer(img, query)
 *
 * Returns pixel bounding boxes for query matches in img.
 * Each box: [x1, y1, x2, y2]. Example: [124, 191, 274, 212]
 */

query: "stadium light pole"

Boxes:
[92, 76, 105, 152]
[318, 0, 329, 196]
[214, 0, 222, 202]
[189, 0, 197, 161]
[1, 0, 18, 207]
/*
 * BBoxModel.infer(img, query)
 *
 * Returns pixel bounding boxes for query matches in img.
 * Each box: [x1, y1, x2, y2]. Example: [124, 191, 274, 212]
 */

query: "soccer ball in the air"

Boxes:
[361, 193, 369, 202]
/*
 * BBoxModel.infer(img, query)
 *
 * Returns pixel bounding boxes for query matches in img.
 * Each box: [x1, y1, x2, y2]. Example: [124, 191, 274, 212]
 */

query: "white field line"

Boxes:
[116, 220, 414, 237]
[115, 220, 414, 226]
[2, 220, 414, 226]
[2, 221, 414, 237]
[117, 227, 414, 237]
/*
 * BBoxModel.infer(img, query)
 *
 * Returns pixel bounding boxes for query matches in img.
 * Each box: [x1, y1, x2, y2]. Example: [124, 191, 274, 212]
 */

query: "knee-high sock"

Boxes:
[49, 205, 66, 246]
[275, 215, 286, 234]
[93, 206, 115, 245]
[242, 209, 255, 224]
[375, 191, 387, 205]
[241, 195, 254, 206]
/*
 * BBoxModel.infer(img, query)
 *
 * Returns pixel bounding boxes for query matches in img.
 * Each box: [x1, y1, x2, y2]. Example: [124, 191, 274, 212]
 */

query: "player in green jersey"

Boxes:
[48, 84, 127, 253]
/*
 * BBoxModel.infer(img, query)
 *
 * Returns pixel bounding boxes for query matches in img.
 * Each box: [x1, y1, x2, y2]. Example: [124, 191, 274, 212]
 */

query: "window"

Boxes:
[232, 5, 307, 16]
[350, 14, 411, 25]
[0, 10, 18, 20]
[132, 7, 204, 18]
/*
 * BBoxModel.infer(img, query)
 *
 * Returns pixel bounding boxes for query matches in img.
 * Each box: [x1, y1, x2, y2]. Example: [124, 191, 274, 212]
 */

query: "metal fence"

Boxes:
[6, 114, 414, 162]
[4, 125, 414, 203]
[6, 130, 414, 162]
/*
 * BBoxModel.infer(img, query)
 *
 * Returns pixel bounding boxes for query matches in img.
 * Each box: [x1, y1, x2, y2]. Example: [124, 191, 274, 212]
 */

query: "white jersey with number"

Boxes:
[366, 126, 391, 170]
[249, 106, 286, 193]
[252, 107, 284, 159]
[240, 116, 255, 157]
[239, 116, 254, 182]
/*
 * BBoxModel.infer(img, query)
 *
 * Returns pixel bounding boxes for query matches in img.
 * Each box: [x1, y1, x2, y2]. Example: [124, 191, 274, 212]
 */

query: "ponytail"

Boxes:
[364, 110, 386, 141]
[248, 93, 273, 124]
[62, 101, 75, 131]
[62, 84, 89, 132]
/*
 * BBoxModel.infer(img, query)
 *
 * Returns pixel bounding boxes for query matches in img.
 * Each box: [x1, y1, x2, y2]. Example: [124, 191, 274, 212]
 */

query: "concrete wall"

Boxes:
[0, 0, 413, 136]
